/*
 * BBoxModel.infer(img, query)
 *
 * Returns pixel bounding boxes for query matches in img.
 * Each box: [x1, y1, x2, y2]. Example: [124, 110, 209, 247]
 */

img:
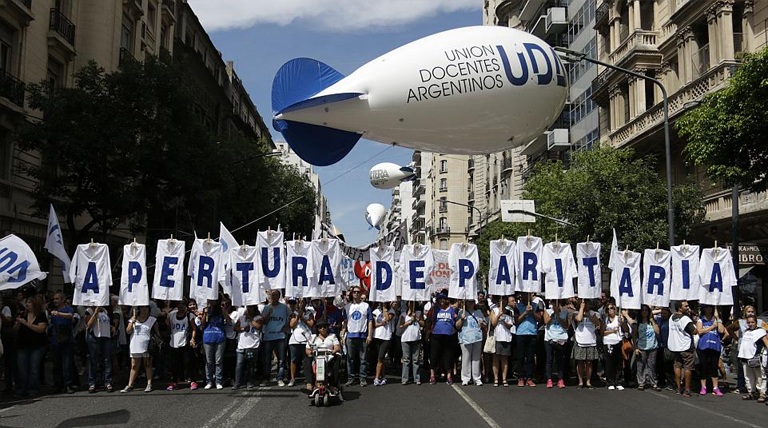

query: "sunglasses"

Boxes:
[318, 325, 328, 329]
[608, 307, 616, 310]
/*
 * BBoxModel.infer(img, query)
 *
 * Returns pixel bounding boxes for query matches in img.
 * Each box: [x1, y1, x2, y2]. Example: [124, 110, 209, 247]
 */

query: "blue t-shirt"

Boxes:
[262, 303, 290, 342]
[516, 302, 539, 336]
[637, 322, 659, 351]
[432, 306, 457, 336]
[458, 309, 485, 345]
[49, 306, 74, 346]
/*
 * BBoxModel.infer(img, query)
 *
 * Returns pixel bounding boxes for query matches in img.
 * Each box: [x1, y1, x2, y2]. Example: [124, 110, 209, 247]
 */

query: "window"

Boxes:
[569, 87, 597, 126]
[47, 56, 65, 89]
[439, 217, 447, 229]
[440, 239, 449, 250]
[147, 3, 157, 33]
[121, 15, 134, 51]
[439, 178, 447, 191]
[0, 20, 14, 73]
[566, 0, 595, 44]
[440, 160, 448, 173]
[568, 37, 596, 83]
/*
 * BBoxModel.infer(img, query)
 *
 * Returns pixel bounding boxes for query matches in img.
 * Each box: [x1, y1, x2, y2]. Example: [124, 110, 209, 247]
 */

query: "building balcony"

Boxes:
[0, 69, 26, 109]
[691, 43, 710, 80]
[123, 0, 144, 19]
[502, 157, 513, 174]
[704, 189, 768, 223]
[592, 30, 661, 107]
[162, 0, 176, 21]
[435, 225, 451, 235]
[607, 61, 737, 148]
[412, 197, 425, 210]
[412, 183, 425, 198]
[594, 0, 609, 29]
[467, 158, 475, 171]
[48, 8, 76, 55]
[119, 47, 138, 67]
[439, 185, 448, 192]
[609, 29, 659, 66]
[468, 190, 475, 202]
[5, 0, 34, 24]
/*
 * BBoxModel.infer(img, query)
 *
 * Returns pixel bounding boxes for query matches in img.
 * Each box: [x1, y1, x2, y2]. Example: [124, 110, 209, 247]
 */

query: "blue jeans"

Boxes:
[51, 343, 74, 389]
[263, 339, 286, 381]
[401, 341, 421, 382]
[204, 341, 225, 385]
[87, 336, 112, 387]
[346, 337, 368, 380]
[515, 334, 536, 380]
[235, 348, 259, 386]
[16, 346, 46, 395]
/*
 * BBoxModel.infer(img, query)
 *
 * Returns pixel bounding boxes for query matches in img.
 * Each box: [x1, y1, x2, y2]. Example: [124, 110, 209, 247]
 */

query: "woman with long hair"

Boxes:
[601, 303, 629, 390]
[696, 305, 728, 396]
[13, 294, 48, 397]
[84, 304, 115, 392]
[201, 298, 227, 390]
[634, 305, 660, 391]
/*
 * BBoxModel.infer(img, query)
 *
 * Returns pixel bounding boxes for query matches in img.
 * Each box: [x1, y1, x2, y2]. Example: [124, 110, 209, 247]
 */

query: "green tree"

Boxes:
[475, 146, 706, 275]
[16, 56, 315, 250]
[676, 46, 768, 192]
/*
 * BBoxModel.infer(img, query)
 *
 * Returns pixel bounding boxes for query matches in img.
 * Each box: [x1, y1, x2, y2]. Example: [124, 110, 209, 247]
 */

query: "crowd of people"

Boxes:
[2, 284, 767, 407]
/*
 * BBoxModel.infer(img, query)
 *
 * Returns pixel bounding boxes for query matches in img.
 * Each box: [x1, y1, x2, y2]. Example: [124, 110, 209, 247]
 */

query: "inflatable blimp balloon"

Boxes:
[272, 25, 568, 166]
[365, 203, 387, 230]
[369, 162, 416, 189]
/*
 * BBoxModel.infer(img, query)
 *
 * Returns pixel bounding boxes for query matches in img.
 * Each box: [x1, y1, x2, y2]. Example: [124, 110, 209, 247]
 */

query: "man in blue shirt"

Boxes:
[515, 293, 543, 387]
[261, 290, 291, 386]
[49, 292, 76, 393]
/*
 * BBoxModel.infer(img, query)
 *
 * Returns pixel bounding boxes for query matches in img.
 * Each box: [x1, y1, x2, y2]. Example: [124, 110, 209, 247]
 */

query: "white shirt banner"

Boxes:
[228, 245, 261, 306]
[670, 245, 701, 301]
[488, 239, 515, 296]
[400, 244, 434, 302]
[369, 245, 397, 302]
[308, 239, 342, 298]
[71, 243, 112, 307]
[642, 249, 671, 308]
[698, 247, 737, 306]
[576, 242, 601, 299]
[119, 243, 149, 306]
[188, 239, 225, 303]
[448, 243, 479, 300]
[516, 236, 542, 293]
[285, 240, 312, 299]
[542, 242, 577, 300]
[257, 230, 286, 290]
[152, 239, 185, 301]
[610, 250, 642, 309]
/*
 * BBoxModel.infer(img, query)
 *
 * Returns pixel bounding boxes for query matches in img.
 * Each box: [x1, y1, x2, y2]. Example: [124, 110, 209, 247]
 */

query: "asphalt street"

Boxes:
[2, 376, 768, 428]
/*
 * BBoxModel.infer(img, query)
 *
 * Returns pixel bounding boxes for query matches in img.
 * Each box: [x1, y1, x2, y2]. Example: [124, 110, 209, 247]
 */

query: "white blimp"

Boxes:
[369, 162, 416, 189]
[272, 25, 568, 166]
[365, 203, 387, 230]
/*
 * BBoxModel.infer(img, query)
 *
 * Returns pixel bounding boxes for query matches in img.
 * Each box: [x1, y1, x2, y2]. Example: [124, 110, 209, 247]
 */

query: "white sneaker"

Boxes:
[287, 380, 295, 387]
[277, 379, 285, 387]
[461, 381, 469, 386]
[608, 386, 616, 390]
[475, 380, 483, 386]
[216, 384, 223, 390]
[616, 385, 625, 391]
[204, 383, 213, 390]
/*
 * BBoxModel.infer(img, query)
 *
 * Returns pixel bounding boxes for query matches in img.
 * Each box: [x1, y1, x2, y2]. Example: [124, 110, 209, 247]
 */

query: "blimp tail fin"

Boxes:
[272, 57, 363, 166]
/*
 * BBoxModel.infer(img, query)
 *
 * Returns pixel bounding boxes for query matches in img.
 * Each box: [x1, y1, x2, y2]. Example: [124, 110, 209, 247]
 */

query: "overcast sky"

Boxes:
[189, 0, 482, 246]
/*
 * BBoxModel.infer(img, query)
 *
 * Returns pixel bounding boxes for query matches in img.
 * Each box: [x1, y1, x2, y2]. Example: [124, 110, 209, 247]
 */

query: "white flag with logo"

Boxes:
[0, 234, 48, 290]
[44, 204, 71, 282]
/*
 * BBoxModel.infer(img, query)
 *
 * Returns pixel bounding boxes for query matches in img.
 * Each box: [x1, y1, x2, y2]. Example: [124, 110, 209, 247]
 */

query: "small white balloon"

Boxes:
[365, 203, 387, 230]
[369, 162, 416, 189]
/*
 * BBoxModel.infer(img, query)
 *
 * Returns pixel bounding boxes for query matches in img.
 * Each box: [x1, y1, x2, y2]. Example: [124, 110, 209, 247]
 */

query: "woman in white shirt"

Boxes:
[738, 314, 768, 402]
[372, 302, 396, 386]
[234, 305, 263, 390]
[490, 296, 516, 387]
[601, 303, 629, 390]
[288, 299, 315, 389]
[166, 298, 196, 391]
[85, 306, 114, 393]
[572, 299, 601, 389]
[121, 306, 158, 393]
[399, 302, 424, 385]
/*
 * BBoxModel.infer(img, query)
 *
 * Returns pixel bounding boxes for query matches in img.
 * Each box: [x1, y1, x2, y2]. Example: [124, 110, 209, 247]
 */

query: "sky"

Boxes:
[189, 0, 482, 246]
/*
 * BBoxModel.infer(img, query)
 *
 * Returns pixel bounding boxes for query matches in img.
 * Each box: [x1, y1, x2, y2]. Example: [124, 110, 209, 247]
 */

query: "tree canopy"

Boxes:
[676, 46, 768, 192]
[16, 56, 315, 250]
[475, 146, 706, 276]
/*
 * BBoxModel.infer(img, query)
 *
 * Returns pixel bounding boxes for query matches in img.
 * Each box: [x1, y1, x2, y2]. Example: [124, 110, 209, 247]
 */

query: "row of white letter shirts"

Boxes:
[488, 237, 737, 309]
[69, 233, 735, 309]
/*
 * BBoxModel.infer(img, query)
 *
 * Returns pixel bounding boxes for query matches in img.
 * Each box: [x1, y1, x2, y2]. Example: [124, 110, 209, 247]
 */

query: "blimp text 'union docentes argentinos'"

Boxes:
[272, 26, 569, 166]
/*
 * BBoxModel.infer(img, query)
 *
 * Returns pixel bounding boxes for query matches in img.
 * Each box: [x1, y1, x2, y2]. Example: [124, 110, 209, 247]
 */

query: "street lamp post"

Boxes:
[443, 199, 485, 238]
[555, 47, 675, 247]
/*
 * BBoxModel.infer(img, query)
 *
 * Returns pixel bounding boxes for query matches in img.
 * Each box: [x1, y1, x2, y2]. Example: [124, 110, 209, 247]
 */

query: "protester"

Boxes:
[342, 285, 373, 387]
[490, 296, 515, 387]
[84, 305, 114, 392]
[13, 294, 48, 397]
[634, 305, 660, 391]
[261, 290, 290, 387]
[668, 300, 698, 397]
[399, 302, 423, 385]
[426, 291, 458, 385]
[122, 306, 158, 393]
[306, 318, 342, 390]
[738, 314, 768, 402]
[49, 293, 76, 394]
[601, 303, 628, 390]
[573, 299, 600, 389]
[234, 305, 262, 390]
[728, 305, 767, 394]
[1, 294, 18, 394]
[457, 299, 486, 386]
[515, 293, 542, 387]
[166, 299, 196, 391]
[201, 298, 227, 390]
[288, 298, 314, 388]
[543, 299, 570, 389]
[371, 302, 395, 386]
[697, 305, 728, 396]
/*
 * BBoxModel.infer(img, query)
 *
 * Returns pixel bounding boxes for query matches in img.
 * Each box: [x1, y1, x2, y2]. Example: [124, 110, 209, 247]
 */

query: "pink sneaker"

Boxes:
[713, 387, 723, 397]
[166, 383, 177, 391]
[699, 387, 707, 395]
[190, 382, 199, 391]
[557, 379, 566, 389]
[546, 379, 553, 388]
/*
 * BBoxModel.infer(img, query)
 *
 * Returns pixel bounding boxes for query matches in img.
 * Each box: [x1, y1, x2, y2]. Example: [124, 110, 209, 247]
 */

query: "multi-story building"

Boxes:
[0, 0, 272, 288]
[275, 141, 332, 238]
[378, 180, 413, 243]
[591, 0, 767, 309]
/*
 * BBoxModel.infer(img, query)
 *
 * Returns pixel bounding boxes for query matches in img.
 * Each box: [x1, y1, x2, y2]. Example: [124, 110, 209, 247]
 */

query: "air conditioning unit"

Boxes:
[545, 7, 567, 35]
[546, 128, 569, 151]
